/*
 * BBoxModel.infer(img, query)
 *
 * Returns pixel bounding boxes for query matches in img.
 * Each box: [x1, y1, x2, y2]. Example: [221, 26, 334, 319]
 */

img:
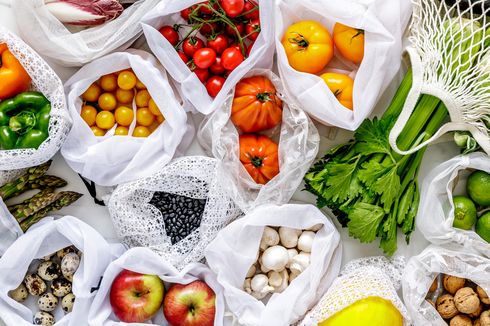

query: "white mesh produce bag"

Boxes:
[108, 156, 241, 270]
[198, 69, 319, 212]
[205, 204, 342, 326]
[300, 256, 411, 326]
[0, 216, 123, 326]
[61, 49, 192, 187]
[88, 247, 225, 326]
[0, 198, 22, 256]
[12, 0, 161, 67]
[141, 0, 275, 115]
[0, 27, 71, 175]
[274, 0, 412, 130]
[389, 0, 490, 155]
[403, 245, 490, 326]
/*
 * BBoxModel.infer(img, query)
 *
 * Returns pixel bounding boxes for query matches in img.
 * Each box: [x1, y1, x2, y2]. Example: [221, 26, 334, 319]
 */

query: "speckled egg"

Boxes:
[61, 253, 80, 281]
[8, 283, 28, 302]
[25, 274, 47, 296]
[56, 246, 77, 260]
[37, 261, 60, 281]
[38, 292, 58, 312]
[33, 311, 55, 325]
[51, 278, 72, 297]
[61, 293, 75, 314]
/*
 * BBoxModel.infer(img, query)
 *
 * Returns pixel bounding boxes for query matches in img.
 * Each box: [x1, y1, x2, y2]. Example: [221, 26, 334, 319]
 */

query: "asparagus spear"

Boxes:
[28, 175, 67, 190]
[19, 191, 83, 232]
[8, 188, 58, 221]
[0, 161, 52, 200]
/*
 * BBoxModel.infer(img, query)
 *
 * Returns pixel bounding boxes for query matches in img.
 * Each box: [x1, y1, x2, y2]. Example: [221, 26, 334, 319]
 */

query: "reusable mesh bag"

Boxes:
[12, 0, 161, 66]
[108, 156, 241, 270]
[0, 27, 71, 175]
[402, 245, 490, 326]
[299, 256, 411, 326]
[389, 0, 490, 155]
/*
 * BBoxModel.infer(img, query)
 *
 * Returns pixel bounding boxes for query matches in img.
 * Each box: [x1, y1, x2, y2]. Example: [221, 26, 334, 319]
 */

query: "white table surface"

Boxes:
[0, 1, 463, 325]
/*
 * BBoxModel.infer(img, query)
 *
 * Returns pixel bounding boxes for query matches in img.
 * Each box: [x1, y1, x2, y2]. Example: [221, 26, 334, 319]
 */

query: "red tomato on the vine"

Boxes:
[222, 47, 244, 71]
[207, 34, 229, 54]
[243, 0, 259, 20]
[245, 19, 261, 41]
[180, 6, 196, 21]
[193, 48, 217, 69]
[199, 1, 217, 15]
[225, 22, 245, 38]
[194, 68, 210, 83]
[200, 21, 220, 35]
[220, 0, 245, 18]
[210, 57, 226, 75]
[206, 76, 226, 97]
[182, 37, 205, 57]
[178, 52, 189, 63]
[159, 26, 179, 46]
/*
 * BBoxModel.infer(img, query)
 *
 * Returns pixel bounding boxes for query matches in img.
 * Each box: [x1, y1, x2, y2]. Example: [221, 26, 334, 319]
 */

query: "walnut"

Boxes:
[450, 315, 472, 326]
[481, 311, 490, 326]
[454, 287, 480, 314]
[444, 275, 466, 294]
[429, 277, 438, 292]
[470, 304, 484, 318]
[437, 294, 459, 319]
[477, 286, 490, 305]
[475, 319, 481, 326]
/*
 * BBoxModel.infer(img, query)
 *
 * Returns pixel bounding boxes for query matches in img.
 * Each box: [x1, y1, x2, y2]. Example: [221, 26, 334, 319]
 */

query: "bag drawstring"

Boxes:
[78, 174, 105, 206]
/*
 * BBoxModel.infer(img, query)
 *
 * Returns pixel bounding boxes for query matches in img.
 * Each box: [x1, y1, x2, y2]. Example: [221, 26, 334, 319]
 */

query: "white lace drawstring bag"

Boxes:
[403, 245, 490, 326]
[0, 27, 71, 177]
[389, 0, 490, 155]
[417, 152, 490, 257]
[141, 0, 275, 115]
[88, 247, 225, 326]
[12, 0, 161, 67]
[198, 69, 319, 212]
[205, 204, 342, 326]
[61, 49, 192, 187]
[300, 256, 411, 326]
[108, 156, 241, 270]
[274, 0, 412, 130]
[0, 216, 123, 326]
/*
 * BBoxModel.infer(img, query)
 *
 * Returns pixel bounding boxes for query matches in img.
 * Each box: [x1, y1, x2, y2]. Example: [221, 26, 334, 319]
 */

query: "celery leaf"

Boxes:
[347, 202, 385, 243]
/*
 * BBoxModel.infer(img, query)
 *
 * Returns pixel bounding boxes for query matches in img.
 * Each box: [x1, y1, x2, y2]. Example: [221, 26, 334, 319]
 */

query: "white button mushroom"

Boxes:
[290, 252, 311, 274]
[278, 227, 301, 248]
[273, 270, 289, 293]
[243, 278, 252, 294]
[246, 264, 256, 278]
[251, 291, 268, 300]
[259, 227, 280, 251]
[289, 271, 300, 282]
[251, 274, 274, 295]
[261, 246, 289, 272]
[286, 248, 298, 268]
[307, 224, 323, 232]
[268, 271, 283, 288]
[297, 231, 315, 253]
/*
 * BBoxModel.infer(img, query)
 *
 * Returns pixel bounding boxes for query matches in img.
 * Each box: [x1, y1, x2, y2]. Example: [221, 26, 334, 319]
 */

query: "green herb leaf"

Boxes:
[347, 202, 385, 243]
[322, 158, 362, 203]
[354, 118, 393, 156]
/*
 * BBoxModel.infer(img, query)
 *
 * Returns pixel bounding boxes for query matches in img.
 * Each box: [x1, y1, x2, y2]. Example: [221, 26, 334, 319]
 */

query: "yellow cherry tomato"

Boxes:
[135, 90, 151, 108]
[157, 115, 165, 124]
[133, 126, 150, 137]
[82, 83, 101, 102]
[136, 108, 155, 127]
[117, 70, 137, 90]
[100, 74, 118, 92]
[116, 88, 134, 104]
[136, 79, 147, 90]
[282, 20, 334, 74]
[98, 93, 117, 111]
[148, 121, 160, 132]
[320, 72, 354, 110]
[80, 105, 97, 126]
[91, 126, 106, 137]
[96, 111, 116, 130]
[115, 106, 134, 127]
[333, 23, 364, 64]
[148, 98, 162, 116]
[114, 126, 129, 136]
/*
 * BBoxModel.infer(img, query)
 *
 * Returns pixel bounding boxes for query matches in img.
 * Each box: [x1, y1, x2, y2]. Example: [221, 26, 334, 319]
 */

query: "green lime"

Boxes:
[467, 170, 490, 206]
[452, 196, 477, 230]
[476, 212, 490, 243]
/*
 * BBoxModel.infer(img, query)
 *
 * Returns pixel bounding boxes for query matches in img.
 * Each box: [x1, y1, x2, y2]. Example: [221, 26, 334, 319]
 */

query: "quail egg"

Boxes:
[25, 274, 47, 296]
[56, 246, 77, 260]
[61, 293, 75, 314]
[61, 253, 79, 281]
[33, 311, 55, 326]
[37, 261, 60, 282]
[51, 278, 72, 297]
[8, 283, 28, 302]
[38, 292, 58, 312]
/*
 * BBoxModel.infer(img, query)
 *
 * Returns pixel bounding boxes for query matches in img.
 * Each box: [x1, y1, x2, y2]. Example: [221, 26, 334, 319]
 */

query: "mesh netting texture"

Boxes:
[0, 28, 71, 173]
[108, 156, 242, 270]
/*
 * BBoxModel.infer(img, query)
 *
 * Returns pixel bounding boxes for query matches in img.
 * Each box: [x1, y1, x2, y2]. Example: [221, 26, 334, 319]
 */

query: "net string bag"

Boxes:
[0, 27, 71, 174]
[389, 0, 490, 155]
[108, 156, 241, 270]
[299, 256, 412, 326]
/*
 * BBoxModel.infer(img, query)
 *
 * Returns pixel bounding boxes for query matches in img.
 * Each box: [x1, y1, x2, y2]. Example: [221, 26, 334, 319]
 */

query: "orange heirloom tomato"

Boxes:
[333, 23, 365, 64]
[231, 76, 283, 133]
[239, 134, 279, 185]
[320, 73, 354, 110]
[281, 20, 334, 74]
[0, 43, 31, 100]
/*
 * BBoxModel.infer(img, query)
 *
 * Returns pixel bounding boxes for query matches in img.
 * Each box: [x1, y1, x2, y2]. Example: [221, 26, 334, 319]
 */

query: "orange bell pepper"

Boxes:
[320, 72, 354, 110]
[0, 43, 31, 100]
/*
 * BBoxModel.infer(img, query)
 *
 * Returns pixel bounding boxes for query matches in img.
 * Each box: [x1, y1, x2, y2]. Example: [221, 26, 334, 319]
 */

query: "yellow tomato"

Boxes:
[117, 70, 137, 90]
[96, 111, 115, 130]
[282, 20, 334, 74]
[99, 74, 118, 92]
[80, 105, 97, 126]
[136, 108, 155, 127]
[114, 126, 129, 136]
[133, 126, 150, 137]
[333, 23, 364, 64]
[157, 115, 165, 124]
[136, 79, 147, 90]
[115, 106, 134, 127]
[320, 73, 354, 110]
[82, 83, 101, 102]
[116, 88, 134, 104]
[91, 126, 106, 137]
[98, 93, 117, 111]
[135, 90, 151, 108]
[148, 98, 162, 116]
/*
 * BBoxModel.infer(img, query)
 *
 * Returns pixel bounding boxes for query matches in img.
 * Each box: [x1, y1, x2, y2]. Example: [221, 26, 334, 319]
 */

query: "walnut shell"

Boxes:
[470, 304, 484, 318]
[437, 294, 459, 319]
[481, 311, 490, 326]
[429, 277, 438, 292]
[477, 286, 490, 305]
[454, 287, 480, 314]
[450, 315, 472, 326]
[444, 275, 466, 294]
[475, 319, 481, 326]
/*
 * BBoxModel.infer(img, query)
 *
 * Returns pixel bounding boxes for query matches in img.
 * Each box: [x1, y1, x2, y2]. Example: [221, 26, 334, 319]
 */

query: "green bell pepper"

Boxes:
[0, 91, 51, 150]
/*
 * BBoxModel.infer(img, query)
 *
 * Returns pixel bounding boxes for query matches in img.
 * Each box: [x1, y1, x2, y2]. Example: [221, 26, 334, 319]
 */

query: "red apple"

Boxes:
[163, 280, 216, 326]
[110, 269, 165, 323]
